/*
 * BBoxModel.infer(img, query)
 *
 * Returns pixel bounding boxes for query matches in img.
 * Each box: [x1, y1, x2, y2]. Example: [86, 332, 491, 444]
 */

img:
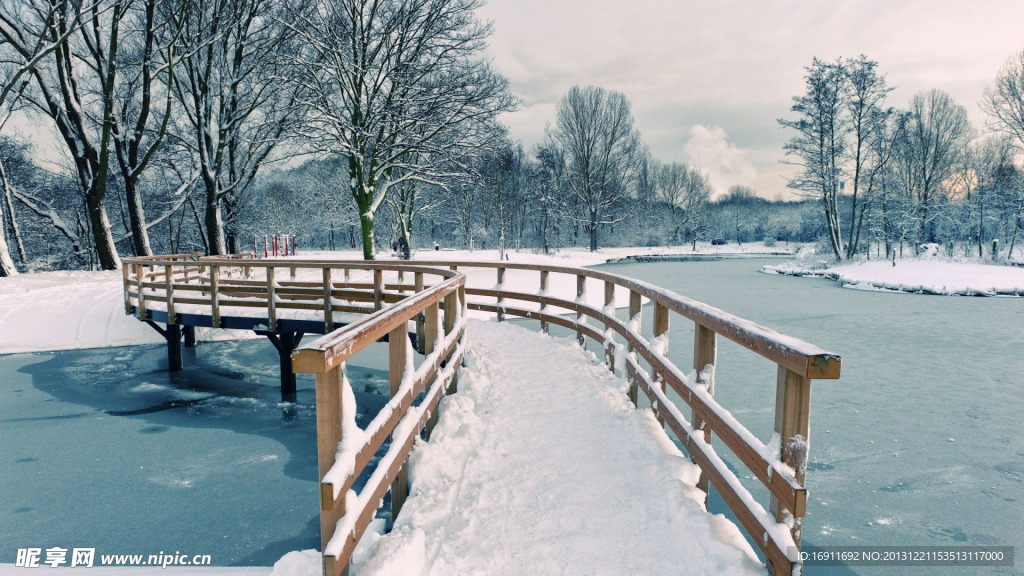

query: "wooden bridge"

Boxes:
[122, 254, 841, 576]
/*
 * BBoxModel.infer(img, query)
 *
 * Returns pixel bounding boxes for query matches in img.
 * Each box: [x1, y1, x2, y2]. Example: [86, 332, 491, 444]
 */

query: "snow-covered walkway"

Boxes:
[351, 320, 762, 576]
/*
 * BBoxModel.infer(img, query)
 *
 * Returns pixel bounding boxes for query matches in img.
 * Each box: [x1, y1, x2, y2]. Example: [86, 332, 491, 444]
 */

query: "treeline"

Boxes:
[780, 55, 1024, 262]
[2, 0, 1024, 275]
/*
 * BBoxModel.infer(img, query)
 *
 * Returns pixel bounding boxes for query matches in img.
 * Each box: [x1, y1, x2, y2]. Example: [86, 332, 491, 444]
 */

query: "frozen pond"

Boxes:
[2, 258, 1022, 574]
[599, 259, 1024, 576]
[0, 339, 393, 566]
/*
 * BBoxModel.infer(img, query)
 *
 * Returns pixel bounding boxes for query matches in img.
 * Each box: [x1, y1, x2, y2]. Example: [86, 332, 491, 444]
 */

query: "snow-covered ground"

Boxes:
[764, 255, 1024, 296]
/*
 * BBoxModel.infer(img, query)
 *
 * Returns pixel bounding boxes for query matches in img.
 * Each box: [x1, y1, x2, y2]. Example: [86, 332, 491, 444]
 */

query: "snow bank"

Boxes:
[0, 270, 249, 354]
[764, 259, 1024, 296]
[349, 320, 763, 576]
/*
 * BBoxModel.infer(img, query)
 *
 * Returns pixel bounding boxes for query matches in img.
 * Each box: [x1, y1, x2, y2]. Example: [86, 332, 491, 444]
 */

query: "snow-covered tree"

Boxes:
[170, 0, 305, 255]
[553, 85, 643, 251]
[288, 0, 515, 260]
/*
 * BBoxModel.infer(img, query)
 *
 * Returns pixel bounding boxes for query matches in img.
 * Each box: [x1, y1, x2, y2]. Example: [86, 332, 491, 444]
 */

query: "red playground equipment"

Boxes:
[254, 234, 298, 258]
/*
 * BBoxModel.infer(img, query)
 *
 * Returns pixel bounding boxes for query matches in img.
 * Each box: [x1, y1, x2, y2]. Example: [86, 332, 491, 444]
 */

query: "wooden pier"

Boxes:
[122, 254, 840, 576]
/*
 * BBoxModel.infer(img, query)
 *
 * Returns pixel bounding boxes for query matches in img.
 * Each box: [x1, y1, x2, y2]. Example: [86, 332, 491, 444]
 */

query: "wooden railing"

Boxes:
[122, 256, 840, 576]
[410, 261, 841, 575]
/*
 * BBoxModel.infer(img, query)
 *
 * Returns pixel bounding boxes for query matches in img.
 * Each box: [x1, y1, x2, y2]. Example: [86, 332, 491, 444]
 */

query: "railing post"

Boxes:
[424, 301, 440, 439]
[693, 323, 717, 502]
[443, 290, 459, 395]
[771, 365, 811, 548]
[415, 273, 425, 354]
[576, 275, 586, 347]
[604, 280, 615, 371]
[267, 267, 277, 332]
[210, 265, 221, 328]
[373, 269, 383, 311]
[165, 264, 176, 325]
[323, 268, 334, 332]
[539, 270, 549, 333]
[315, 363, 346, 568]
[653, 302, 670, 425]
[135, 264, 146, 319]
[627, 291, 642, 405]
[496, 267, 505, 322]
[389, 326, 409, 521]
[123, 262, 132, 315]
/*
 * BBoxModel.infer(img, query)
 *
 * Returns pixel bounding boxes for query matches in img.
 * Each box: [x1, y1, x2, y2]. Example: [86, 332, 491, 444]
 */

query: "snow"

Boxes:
[764, 258, 1024, 296]
[348, 320, 764, 576]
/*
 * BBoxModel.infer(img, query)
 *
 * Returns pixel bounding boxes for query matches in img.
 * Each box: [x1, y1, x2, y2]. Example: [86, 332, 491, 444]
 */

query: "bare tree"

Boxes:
[842, 55, 893, 258]
[779, 58, 847, 259]
[553, 85, 643, 251]
[903, 89, 973, 243]
[171, 0, 304, 255]
[288, 0, 515, 260]
[655, 161, 711, 245]
[0, 0, 130, 269]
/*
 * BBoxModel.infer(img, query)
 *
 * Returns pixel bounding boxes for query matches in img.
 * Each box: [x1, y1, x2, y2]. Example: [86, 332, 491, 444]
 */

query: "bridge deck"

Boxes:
[352, 319, 763, 575]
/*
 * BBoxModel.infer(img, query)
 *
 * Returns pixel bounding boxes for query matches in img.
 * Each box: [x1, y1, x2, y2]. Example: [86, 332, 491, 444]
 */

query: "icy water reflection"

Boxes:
[0, 338, 393, 566]
[598, 259, 1024, 576]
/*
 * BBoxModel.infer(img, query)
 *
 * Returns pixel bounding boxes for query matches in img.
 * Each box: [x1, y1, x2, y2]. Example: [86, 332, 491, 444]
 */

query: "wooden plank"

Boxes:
[653, 302, 669, 425]
[135, 264, 147, 319]
[323, 268, 334, 332]
[604, 280, 615, 370]
[627, 290, 643, 405]
[415, 273, 425, 355]
[496, 267, 505, 322]
[122, 263, 132, 315]
[576, 275, 586, 346]
[373, 269, 383, 311]
[165, 265, 176, 324]
[267, 267, 277, 331]
[693, 323, 716, 499]
[771, 365, 812, 544]
[315, 365, 346, 552]
[389, 325, 409, 521]
[539, 270, 549, 333]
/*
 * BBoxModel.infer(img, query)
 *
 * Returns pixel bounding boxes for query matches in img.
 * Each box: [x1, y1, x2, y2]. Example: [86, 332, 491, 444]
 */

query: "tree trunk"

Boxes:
[86, 188, 121, 270]
[589, 211, 598, 251]
[0, 201, 16, 275]
[359, 213, 375, 260]
[203, 177, 226, 255]
[124, 178, 153, 256]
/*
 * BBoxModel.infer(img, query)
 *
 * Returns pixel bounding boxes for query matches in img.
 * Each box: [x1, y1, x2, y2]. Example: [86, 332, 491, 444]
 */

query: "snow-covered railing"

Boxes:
[123, 255, 447, 334]
[412, 260, 841, 576]
[290, 267, 465, 576]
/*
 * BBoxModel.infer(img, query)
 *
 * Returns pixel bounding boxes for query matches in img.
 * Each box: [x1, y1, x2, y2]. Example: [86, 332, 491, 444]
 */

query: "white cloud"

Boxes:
[682, 125, 757, 197]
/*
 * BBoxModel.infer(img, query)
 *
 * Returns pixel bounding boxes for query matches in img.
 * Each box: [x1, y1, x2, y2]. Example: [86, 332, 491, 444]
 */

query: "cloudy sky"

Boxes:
[476, 0, 1024, 198]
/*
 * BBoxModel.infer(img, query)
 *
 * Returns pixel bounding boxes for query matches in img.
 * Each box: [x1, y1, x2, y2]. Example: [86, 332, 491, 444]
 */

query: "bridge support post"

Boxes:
[183, 325, 196, 348]
[145, 320, 184, 372]
[260, 330, 305, 402]
[167, 324, 182, 372]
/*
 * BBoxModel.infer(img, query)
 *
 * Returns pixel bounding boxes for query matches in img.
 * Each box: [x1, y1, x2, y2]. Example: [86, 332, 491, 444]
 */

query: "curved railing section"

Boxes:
[122, 256, 840, 576]
[411, 260, 841, 575]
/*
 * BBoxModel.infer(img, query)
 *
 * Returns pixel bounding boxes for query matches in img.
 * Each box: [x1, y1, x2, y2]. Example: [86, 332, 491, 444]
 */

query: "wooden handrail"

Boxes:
[416, 261, 840, 575]
[407, 260, 840, 380]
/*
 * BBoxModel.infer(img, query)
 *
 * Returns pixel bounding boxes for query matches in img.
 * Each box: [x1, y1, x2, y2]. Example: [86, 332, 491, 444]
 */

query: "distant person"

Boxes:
[434, 241, 440, 251]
